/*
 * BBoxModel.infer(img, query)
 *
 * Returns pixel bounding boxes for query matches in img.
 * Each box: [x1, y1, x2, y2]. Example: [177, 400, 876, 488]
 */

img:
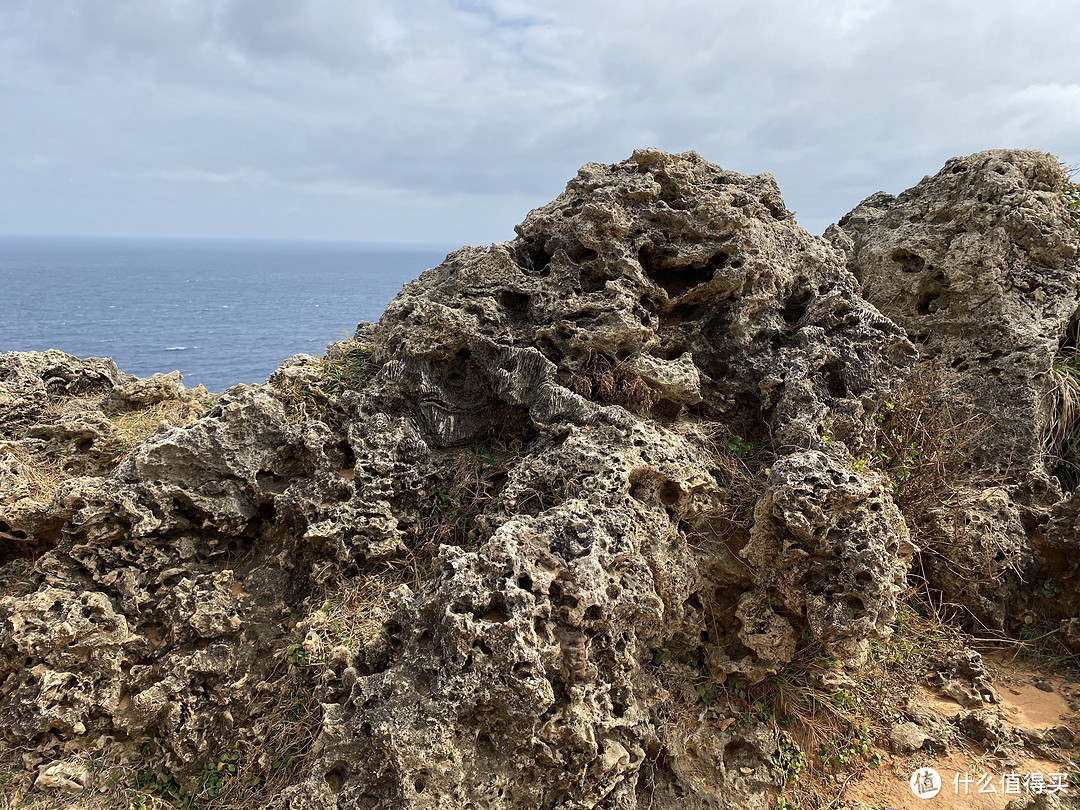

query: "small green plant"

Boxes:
[1065, 178, 1080, 234]
[320, 342, 380, 397]
[286, 642, 311, 666]
[725, 674, 748, 701]
[818, 419, 833, 445]
[726, 435, 755, 458]
[652, 647, 672, 666]
[846, 453, 870, 473]
[773, 733, 808, 783]
[749, 698, 773, 722]
[131, 763, 190, 807]
[273, 340, 381, 421]
[1034, 577, 1062, 599]
[818, 724, 871, 770]
[696, 681, 717, 705]
[197, 752, 238, 801]
[875, 431, 922, 495]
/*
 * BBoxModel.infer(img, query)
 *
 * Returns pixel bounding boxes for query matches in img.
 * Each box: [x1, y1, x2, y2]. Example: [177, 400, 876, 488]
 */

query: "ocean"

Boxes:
[0, 236, 454, 393]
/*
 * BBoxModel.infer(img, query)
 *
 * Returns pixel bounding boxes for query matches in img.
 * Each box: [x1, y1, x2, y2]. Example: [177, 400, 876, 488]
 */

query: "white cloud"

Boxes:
[0, 0, 1077, 241]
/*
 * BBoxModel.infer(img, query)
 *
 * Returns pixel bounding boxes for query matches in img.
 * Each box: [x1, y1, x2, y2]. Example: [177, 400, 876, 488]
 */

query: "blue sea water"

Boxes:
[0, 236, 453, 392]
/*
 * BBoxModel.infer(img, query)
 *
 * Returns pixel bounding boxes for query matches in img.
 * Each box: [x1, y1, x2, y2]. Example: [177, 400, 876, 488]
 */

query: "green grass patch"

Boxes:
[273, 340, 381, 421]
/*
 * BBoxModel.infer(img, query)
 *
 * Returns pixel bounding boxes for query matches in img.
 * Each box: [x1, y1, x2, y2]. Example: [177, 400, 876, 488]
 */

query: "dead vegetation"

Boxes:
[271, 340, 380, 422]
[412, 436, 527, 551]
[0, 667, 322, 810]
[756, 598, 967, 808]
[660, 371, 1003, 807]
[2, 392, 214, 508]
[572, 355, 657, 414]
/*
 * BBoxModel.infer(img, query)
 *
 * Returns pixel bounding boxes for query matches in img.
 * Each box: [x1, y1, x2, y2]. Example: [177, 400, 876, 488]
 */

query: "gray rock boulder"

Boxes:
[829, 150, 1080, 629]
[828, 149, 1080, 480]
[6, 147, 1078, 809]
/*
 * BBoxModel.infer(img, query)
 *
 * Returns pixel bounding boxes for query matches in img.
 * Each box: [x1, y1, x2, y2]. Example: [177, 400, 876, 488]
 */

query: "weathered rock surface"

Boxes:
[828, 150, 1080, 479]
[1, 148, 1078, 809]
[830, 150, 1080, 629]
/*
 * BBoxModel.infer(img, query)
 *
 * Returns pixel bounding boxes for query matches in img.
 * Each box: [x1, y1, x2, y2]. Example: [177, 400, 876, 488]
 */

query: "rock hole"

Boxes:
[583, 605, 602, 622]
[612, 695, 629, 717]
[781, 292, 811, 325]
[628, 468, 651, 502]
[638, 246, 720, 297]
[325, 765, 346, 794]
[566, 243, 598, 263]
[446, 347, 471, 387]
[477, 732, 496, 756]
[523, 239, 552, 274]
[658, 481, 681, 506]
[662, 301, 709, 327]
[822, 361, 847, 398]
[535, 336, 564, 365]
[579, 269, 609, 293]
[480, 606, 510, 624]
[517, 573, 533, 592]
[891, 249, 926, 273]
[917, 292, 940, 315]
[499, 290, 531, 314]
[256, 471, 289, 495]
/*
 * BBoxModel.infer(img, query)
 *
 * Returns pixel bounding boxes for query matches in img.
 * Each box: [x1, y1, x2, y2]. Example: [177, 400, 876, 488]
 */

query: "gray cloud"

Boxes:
[0, 0, 1077, 242]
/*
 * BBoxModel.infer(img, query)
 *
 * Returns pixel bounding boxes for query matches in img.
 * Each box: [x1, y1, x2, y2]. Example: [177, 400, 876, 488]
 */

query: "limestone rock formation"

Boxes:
[829, 150, 1080, 630]
[828, 149, 1079, 479]
[1, 147, 1078, 809]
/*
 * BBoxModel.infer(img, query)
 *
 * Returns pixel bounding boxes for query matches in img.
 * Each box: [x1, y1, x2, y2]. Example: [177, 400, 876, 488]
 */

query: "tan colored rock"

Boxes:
[829, 149, 1080, 479]
[1, 148, 1076, 809]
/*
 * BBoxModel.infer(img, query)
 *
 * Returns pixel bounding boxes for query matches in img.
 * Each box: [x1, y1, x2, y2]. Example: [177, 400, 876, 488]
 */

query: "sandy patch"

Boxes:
[844, 653, 1079, 809]
[849, 752, 1068, 810]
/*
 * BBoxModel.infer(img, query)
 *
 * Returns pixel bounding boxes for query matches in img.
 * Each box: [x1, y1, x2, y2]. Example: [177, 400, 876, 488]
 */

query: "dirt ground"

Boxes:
[847, 653, 1079, 809]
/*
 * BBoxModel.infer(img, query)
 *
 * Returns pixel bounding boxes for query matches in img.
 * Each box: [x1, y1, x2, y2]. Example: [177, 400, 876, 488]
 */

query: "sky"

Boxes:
[1, 0, 1078, 245]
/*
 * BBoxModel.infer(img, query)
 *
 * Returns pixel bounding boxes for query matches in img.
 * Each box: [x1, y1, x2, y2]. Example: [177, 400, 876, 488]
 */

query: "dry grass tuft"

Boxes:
[1, 442, 67, 506]
[1048, 328, 1080, 490]
[100, 397, 212, 461]
[306, 574, 402, 660]
[413, 437, 527, 554]
[572, 355, 657, 414]
[2, 393, 213, 509]
[273, 341, 379, 422]
[678, 425, 771, 564]
[864, 370, 984, 511]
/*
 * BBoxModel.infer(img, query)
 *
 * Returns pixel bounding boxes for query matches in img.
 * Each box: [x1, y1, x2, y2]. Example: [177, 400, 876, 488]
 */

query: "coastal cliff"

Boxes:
[2, 149, 1080, 809]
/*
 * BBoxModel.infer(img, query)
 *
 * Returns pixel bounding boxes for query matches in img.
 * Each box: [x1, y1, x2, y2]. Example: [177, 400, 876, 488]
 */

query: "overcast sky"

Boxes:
[1, 0, 1078, 244]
